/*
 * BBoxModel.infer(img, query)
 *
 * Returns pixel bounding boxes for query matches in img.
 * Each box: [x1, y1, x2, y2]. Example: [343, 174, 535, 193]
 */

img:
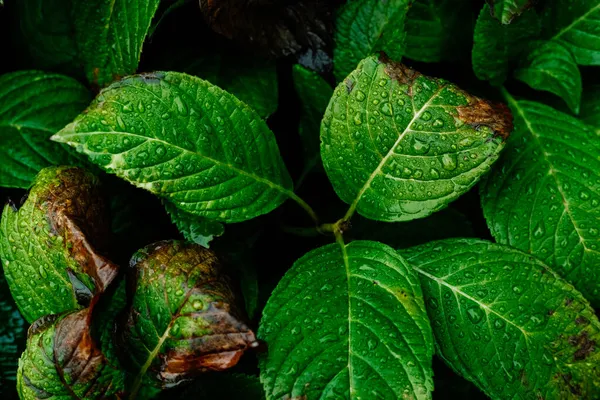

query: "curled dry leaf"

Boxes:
[118, 240, 257, 394]
[0, 166, 119, 323]
[17, 307, 124, 399]
[198, 0, 336, 71]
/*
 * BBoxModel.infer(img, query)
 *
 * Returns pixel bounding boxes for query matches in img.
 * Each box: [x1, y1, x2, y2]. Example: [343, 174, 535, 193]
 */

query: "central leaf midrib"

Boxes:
[551, 3, 600, 41]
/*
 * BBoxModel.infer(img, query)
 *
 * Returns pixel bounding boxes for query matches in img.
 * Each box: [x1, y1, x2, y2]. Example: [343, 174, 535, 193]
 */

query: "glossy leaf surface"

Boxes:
[485, 0, 535, 24]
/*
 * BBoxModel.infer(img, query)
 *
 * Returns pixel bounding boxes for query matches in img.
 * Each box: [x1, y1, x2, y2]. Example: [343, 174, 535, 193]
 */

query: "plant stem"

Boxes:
[286, 191, 320, 225]
[281, 224, 321, 237]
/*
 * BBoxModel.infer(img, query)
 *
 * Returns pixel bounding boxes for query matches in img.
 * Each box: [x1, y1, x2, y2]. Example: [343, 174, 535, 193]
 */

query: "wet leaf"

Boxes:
[164, 201, 224, 248]
[334, 0, 409, 81]
[0, 166, 119, 323]
[53, 72, 293, 223]
[321, 55, 511, 222]
[472, 5, 541, 85]
[514, 40, 582, 114]
[485, 0, 536, 24]
[403, 239, 600, 400]
[580, 85, 600, 129]
[17, 307, 124, 399]
[481, 97, 600, 306]
[0, 272, 26, 399]
[118, 240, 256, 396]
[259, 240, 434, 399]
[0, 71, 91, 189]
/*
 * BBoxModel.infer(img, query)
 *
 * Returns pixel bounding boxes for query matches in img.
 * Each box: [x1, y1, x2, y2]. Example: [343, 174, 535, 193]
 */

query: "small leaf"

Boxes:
[0, 166, 119, 323]
[321, 55, 512, 222]
[0, 272, 26, 398]
[53, 71, 294, 223]
[164, 200, 224, 247]
[404, 0, 474, 63]
[485, 0, 536, 24]
[580, 84, 600, 129]
[542, 0, 600, 65]
[0, 71, 91, 188]
[514, 40, 582, 114]
[334, 0, 410, 81]
[481, 97, 600, 306]
[17, 308, 124, 399]
[472, 5, 541, 85]
[292, 65, 333, 182]
[403, 239, 600, 399]
[118, 240, 256, 395]
[259, 240, 434, 399]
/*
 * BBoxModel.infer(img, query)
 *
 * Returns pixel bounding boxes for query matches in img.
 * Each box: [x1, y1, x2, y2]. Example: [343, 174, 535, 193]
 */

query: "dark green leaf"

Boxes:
[53, 72, 294, 223]
[0, 272, 26, 399]
[0, 167, 119, 323]
[481, 97, 600, 306]
[542, 0, 600, 65]
[321, 55, 511, 222]
[514, 40, 582, 114]
[259, 240, 434, 399]
[164, 201, 224, 248]
[485, 0, 535, 24]
[472, 5, 541, 85]
[17, 308, 125, 399]
[0, 71, 91, 188]
[334, 0, 410, 81]
[403, 239, 600, 399]
[404, 0, 473, 63]
[580, 84, 600, 129]
[118, 241, 256, 396]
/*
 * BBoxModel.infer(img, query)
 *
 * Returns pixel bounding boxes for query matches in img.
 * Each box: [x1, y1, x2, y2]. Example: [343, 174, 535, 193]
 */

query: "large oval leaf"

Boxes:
[0, 71, 91, 188]
[0, 167, 118, 323]
[259, 240, 434, 399]
[118, 241, 256, 396]
[402, 239, 600, 399]
[17, 308, 124, 399]
[321, 55, 511, 222]
[481, 97, 600, 306]
[53, 72, 293, 223]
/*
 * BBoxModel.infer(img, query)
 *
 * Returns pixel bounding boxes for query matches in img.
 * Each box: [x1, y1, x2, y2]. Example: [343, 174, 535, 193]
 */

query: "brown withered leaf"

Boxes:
[0, 166, 119, 323]
[17, 306, 124, 399]
[117, 240, 257, 395]
[198, 0, 338, 72]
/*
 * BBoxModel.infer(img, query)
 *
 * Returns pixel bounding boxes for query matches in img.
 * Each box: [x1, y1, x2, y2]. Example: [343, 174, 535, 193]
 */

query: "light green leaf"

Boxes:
[334, 0, 410, 82]
[485, 0, 535, 24]
[53, 71, 294, 223]
[259, 240, 434, 399]
[542, 0, 600, 65]
[403, 0, 473, 62]
[0, 272, 26, 399]
[0, 71, 91, 189]
[17, 308, 124, 400]
[0, 167, 119, 323]
[580, 84, 600, 129]
[514, 40, 582, 114]
[120, 241, 256, 396]
[321, 55, 511, 222]
[481, 96, 600, 306]
[164, 200, 224, 247]
[292, 65, 333, 182]
[402, 238, 600, 400]
[472, 5, 541, 85]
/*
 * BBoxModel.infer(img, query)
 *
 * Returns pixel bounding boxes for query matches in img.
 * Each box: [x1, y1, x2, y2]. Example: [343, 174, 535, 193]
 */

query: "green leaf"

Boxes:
[176, 52, 278, 118]
[0, 167, 119, 323]
[259, 240, 434, 399]
[514, 40, 582, 114]
[481, 97, 600, 306]
[580, 84, 600, 129]
[164, 200, 224, 247]
[485, 0, 535, 24]
[402, 238, 600, 400]
[292, 65, 333, 182]
[472, 5, 541, 85]
[53, 71, 294, 223]
[119, 240, 256, 396]
[334, 0, 410, 82]
[0, 71, 91, 189]
[321, 55, 511, 222]
[17, 308, 124, 399]
[403, 0, 474, 63]
[0, 272, 26, 399]
[542, 0, 600, 65]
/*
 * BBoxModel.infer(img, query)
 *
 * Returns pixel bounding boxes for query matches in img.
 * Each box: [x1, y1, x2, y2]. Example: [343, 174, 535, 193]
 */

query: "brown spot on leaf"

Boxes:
[575, 316, 589, 325]
[565, 297, 573, 306]
[456, 98, 513, 140]
[569, 331, 596, 361]
[380, 53, 421, 86]
[547, 309, 555, 316]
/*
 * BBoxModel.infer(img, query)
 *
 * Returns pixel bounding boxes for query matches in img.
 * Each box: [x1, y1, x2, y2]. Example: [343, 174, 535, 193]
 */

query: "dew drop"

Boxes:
[466, 307, 483, 324]
[441, 154, 457, 170]
[355, 91, 366, 101]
